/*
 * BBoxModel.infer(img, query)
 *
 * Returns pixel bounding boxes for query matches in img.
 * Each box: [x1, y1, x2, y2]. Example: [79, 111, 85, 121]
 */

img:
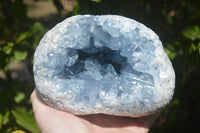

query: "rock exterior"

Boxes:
[33, 15, 175, 117]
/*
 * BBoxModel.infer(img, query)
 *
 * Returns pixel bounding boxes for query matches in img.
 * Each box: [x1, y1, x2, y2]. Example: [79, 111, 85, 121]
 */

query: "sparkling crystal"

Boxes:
[33, 15, 175, 117]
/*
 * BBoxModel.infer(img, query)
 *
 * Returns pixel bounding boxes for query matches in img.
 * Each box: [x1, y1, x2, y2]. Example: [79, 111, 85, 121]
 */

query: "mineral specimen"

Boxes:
[33, 15, 175, 117]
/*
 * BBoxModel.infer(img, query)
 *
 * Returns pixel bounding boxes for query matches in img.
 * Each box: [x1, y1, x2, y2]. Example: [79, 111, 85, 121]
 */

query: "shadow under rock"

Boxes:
[78, 112, 160, 129]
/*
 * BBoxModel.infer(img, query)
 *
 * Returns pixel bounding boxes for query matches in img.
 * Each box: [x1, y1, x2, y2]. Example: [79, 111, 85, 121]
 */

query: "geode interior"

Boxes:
[33, 15, 175, 117]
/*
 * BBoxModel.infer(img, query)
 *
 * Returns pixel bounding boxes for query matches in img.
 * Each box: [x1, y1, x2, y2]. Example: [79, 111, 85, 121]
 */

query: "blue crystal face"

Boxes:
[33, 15, 175, 117]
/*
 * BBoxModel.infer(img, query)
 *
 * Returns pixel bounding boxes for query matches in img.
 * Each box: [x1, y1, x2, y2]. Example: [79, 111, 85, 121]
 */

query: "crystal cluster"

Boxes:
[33, 15, 175, 117]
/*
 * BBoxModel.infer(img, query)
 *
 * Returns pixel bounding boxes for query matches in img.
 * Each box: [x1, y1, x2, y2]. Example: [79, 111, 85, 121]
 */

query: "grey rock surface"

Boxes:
[33, 15, 175, 117]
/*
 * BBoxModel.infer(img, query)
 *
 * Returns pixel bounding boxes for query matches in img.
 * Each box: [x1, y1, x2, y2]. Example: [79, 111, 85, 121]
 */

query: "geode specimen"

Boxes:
[33, 15, 175, 117]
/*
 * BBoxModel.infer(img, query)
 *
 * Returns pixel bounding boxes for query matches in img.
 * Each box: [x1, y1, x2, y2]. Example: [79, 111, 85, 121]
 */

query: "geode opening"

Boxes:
[61, 46, 127, 78]
[33, 15, 175, 117]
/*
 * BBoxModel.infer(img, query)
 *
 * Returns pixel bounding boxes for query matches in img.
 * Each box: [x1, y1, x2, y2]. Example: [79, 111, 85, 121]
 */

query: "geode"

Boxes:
[33, 15, 175, 117]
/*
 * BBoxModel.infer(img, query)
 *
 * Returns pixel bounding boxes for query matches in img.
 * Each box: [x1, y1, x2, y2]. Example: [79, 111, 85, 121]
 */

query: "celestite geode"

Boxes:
[33, 15, 175, 117]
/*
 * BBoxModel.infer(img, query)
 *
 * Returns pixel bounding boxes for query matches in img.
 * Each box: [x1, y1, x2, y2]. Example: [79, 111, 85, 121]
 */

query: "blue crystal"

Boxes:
[33, 15, 175, 117]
